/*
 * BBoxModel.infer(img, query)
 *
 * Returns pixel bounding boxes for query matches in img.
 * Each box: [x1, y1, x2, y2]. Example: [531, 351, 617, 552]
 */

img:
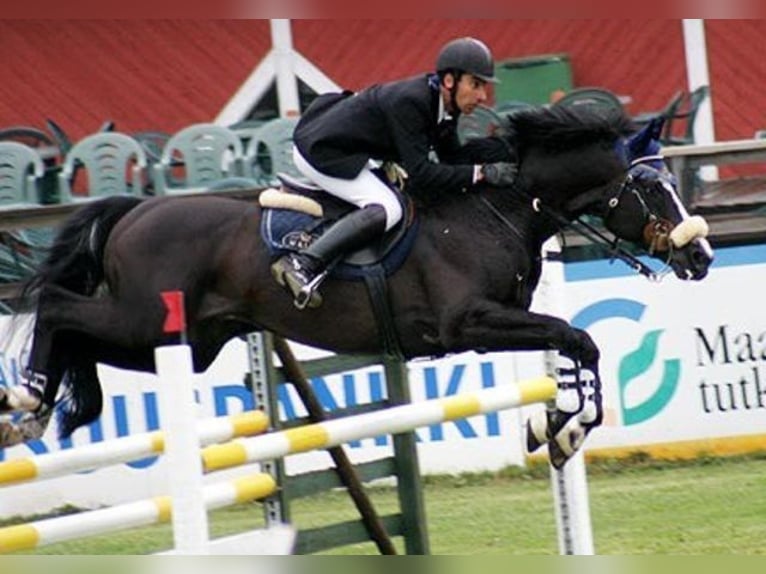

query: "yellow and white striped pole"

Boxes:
[203, 376, 556, 472]
[0, 410, 268, 487]
[0, 473, 276, 554]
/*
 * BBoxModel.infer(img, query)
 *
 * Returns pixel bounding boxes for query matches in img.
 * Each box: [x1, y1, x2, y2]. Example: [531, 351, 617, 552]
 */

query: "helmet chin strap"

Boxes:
[443, 71, 461, 117]
[449, 85, 459, 116]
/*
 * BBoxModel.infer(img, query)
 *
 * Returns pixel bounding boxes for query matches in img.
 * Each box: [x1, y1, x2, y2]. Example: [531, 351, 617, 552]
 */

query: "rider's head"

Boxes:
[436, 37, 498, 116]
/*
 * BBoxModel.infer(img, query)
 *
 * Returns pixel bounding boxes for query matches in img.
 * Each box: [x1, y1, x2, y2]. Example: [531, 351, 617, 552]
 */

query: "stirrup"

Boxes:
[294, 270, 328, 310]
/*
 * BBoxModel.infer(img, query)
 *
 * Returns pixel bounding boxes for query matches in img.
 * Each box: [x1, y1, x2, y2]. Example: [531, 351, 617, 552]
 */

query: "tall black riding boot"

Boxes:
[271, 204, 387, 309]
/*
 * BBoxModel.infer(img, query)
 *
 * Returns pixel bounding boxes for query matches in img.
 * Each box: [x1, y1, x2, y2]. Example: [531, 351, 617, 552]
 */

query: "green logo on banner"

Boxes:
[618, 329, 680, 425]
[572, 298, 681, 426]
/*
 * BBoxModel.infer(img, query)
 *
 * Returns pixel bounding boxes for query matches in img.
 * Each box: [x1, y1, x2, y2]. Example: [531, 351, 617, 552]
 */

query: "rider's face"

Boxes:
[444, 73, 488, 115]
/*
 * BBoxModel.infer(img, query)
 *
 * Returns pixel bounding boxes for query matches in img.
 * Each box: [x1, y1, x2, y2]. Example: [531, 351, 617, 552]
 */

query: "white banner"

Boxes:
[561, 244, 766, 456]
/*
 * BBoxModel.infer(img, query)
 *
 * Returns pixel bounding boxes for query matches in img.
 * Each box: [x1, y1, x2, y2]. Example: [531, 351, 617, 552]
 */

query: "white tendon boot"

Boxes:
[526, 357, 603, 469]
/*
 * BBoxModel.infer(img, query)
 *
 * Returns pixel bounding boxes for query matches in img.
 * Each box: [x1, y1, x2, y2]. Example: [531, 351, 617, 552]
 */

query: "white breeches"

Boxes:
[293, 147, 403, 231]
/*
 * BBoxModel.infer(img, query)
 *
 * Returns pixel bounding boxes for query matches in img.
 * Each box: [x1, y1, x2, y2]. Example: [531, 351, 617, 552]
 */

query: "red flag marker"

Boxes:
[161, 291, 186, 334]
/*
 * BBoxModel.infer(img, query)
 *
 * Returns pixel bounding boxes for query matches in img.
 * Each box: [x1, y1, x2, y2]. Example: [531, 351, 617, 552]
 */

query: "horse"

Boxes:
[0, 106, 713, 468]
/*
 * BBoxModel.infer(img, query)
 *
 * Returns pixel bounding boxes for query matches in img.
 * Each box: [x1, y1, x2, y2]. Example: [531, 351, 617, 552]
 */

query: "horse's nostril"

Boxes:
[692, 249, 712, 265]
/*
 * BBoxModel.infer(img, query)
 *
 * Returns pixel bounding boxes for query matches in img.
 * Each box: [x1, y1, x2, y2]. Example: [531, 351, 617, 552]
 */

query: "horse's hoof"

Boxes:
[0, 408, 51, 448]
[0, 385, 43, 412]
[525, 410, 549, 452]
[548, 417, 587, 469]
[548, 441, 569, 470]
[0, 420, 24, 448]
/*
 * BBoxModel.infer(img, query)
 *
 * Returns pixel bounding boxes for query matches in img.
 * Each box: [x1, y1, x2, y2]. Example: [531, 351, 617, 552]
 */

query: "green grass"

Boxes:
[5, 454, 766, 555]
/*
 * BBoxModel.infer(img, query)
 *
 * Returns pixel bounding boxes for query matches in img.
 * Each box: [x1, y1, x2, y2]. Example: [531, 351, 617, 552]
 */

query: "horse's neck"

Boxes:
[559, 174, 625, 221]
[420, 187, 555, 252]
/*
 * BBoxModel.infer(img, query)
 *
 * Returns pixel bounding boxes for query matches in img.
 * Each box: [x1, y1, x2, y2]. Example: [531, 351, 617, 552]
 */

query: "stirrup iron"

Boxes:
[294, 269, 329, 310]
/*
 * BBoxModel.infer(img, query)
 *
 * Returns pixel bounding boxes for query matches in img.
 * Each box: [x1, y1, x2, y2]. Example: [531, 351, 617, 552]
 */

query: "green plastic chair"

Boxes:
[660, 86, 710, 146]
[0, 142, 52, 291]
[632, 90, 684, 129]
[554, 87, 625, 118]
[228, 119, 268, 148]
[58, 132, 148, 202]
[153, 123, 245, 194]
[245, 117, 301, 187]
[0, 141, 45, 208]
[457, 105, 508, 145]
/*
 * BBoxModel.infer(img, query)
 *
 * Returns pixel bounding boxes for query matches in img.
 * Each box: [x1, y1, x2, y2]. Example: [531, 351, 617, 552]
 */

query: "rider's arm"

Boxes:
[385, 95, 476, 196]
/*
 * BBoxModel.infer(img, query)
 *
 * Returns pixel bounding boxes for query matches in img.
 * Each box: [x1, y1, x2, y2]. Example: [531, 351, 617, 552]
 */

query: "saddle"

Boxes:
[259, 171, 419, 279]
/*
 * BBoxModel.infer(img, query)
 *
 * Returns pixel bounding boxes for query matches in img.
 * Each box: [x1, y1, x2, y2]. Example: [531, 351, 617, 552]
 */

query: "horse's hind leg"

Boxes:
[0, 408, 53, 448]
[0, 284, 158, 447]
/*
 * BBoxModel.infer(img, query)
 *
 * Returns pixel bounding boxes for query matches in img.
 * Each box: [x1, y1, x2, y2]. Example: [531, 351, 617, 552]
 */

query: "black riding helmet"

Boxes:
[436, 37, 499, 84]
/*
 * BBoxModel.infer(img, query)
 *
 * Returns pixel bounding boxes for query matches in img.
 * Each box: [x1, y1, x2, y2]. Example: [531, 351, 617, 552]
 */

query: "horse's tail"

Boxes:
[23, 195, 143, 300]
[21, 195, 143, 439]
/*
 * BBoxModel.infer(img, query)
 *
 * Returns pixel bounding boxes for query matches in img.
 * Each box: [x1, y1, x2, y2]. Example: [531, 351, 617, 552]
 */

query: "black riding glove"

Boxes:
[481, 162, 518, 187]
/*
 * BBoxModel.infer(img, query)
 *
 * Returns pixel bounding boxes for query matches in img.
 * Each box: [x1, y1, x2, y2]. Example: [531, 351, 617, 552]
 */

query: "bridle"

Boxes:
[597, 155, 680, 276]
[607, 155, 678, 251]
[520, 155, 680, 281]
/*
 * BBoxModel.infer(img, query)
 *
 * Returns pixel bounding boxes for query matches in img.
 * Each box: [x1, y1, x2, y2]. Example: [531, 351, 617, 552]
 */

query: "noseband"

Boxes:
[602, 156, 676, 257]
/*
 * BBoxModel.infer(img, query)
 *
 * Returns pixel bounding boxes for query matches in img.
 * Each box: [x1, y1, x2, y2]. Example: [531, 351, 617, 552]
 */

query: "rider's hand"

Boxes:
[481, 162, 518, 187]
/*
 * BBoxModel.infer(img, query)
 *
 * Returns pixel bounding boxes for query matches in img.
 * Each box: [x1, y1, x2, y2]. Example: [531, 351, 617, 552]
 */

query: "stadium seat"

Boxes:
[152, 123, 246, 194]
[58, 132, 148, 202]
[244, 117, 302, 186]
[0, 141, 45, 208]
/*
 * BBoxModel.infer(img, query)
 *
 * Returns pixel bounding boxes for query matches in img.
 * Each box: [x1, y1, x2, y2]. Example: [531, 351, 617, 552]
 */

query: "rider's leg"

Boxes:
[271, 149, 401, 308]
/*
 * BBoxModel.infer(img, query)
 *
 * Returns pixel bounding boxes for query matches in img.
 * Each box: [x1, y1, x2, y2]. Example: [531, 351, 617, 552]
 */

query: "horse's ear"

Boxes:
[627, 117, 664, 160]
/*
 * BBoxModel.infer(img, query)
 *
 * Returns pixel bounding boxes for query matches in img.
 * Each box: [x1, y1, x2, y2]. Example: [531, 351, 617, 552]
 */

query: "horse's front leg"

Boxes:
[438, 300, 603, 467]
[526, 356, 604, 468]
[439, 300, 599, 367]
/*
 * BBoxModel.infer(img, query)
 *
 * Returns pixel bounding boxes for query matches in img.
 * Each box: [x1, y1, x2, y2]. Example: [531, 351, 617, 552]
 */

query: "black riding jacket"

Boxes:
[293, 74, 510, 198]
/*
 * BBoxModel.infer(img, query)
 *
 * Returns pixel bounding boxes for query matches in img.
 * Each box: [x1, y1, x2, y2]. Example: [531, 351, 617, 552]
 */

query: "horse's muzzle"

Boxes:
[671, 236, 714, 281]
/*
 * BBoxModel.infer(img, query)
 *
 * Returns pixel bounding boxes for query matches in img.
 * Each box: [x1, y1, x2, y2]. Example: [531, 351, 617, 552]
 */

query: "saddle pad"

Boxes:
[260, 207, 419, 281]
[261, 208, 320, 255]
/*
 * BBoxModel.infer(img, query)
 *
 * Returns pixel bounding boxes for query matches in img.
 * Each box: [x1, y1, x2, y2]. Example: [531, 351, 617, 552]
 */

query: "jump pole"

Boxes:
[0, 473, 276, 554]
[539, 237, 595, 555]
[0, 410, 268, 487]
[201, 376, 557, 472]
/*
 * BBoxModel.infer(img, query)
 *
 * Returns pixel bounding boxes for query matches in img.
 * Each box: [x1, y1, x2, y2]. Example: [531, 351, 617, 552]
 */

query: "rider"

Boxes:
[271, 36, 519, 308]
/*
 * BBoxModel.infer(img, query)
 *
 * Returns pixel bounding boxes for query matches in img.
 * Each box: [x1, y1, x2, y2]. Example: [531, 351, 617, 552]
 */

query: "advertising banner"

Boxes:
[1, 244, 764, 515]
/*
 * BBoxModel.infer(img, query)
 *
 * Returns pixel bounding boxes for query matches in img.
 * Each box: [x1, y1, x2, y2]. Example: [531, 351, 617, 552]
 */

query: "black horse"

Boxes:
[0, 106, 713, 467]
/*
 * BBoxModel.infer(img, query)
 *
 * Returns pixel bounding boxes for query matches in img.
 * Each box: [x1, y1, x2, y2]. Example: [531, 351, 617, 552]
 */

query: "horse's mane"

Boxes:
[508, 105, 634, 153]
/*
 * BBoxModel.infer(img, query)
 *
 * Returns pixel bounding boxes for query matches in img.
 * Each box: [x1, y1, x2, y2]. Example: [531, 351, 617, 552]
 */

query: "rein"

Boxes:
[478, 195, 525, 242]
[479, 183, 659, 279]
[534, 192, 663, 281]
[483, 161, 670, 281]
